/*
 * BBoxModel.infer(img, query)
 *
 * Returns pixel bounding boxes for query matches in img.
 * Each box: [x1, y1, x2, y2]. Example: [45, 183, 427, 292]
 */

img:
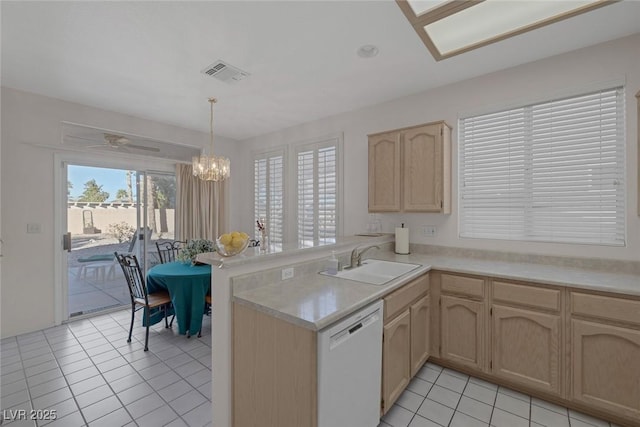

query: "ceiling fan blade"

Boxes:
[67, 135, 101, 143]
[127, 144, 161, 152]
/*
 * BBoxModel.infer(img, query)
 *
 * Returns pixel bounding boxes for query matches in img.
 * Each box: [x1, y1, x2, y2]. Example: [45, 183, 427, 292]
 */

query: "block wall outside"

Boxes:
[67, 205, 175, 236]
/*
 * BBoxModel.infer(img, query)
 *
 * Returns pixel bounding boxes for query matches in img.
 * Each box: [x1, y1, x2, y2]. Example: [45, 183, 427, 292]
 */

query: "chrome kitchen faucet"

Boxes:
[349, 245, 380, 269]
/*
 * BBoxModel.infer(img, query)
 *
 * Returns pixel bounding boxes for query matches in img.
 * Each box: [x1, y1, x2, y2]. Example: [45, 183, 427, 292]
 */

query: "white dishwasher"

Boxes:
[317, 300, 383, 427]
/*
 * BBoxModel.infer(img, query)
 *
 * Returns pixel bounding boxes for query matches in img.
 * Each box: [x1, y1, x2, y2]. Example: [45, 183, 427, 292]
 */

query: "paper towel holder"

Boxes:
[395, 223, 410, 255]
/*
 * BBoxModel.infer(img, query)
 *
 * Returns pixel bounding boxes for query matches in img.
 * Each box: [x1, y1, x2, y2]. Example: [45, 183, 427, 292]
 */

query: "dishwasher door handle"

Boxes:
[348, 323, 363, 334]
[329, 309, 380, 350]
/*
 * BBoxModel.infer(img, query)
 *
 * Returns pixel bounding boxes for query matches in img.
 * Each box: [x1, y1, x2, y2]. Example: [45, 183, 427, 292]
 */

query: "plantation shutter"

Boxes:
[459, 86, 625, 246]
[253, 150, 284, 247]
[296, 141, 338, 247]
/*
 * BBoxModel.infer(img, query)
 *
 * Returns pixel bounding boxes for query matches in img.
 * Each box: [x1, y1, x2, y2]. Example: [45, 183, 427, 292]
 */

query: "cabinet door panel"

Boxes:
[368, 132, 401, 212]
[572, 319, 640, 419]
[410, 295, 430, 377]
[403, 124, 442, 212]
[441, 296, 484, 371]
[492, 305, 561, 395]
[382, 309, 411, 414]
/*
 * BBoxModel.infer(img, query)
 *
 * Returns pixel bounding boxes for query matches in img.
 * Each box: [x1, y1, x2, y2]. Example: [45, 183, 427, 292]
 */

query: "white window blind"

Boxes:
[459, 86, 625, 246]
[253, 151, 284, 247]
[296, 141, 338, 247]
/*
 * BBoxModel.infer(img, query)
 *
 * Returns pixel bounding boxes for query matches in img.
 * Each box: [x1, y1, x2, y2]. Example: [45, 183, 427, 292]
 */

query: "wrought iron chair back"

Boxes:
[116, 252, 147, 303]
[155, 240, 185, 264]
[114, 251, 173, 351]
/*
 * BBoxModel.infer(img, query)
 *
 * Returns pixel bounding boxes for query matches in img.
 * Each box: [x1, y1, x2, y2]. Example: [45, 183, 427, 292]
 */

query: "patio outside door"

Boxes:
[65, 164, 176, 319]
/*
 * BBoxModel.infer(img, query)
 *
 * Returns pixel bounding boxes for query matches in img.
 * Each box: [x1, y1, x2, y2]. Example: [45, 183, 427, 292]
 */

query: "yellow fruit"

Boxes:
[239, 232, 249, 240]
[231, 236, 245, 248]
[224, 244, 234, 253]
[230, 231, 241, 239]
[219, 233, 232, 245]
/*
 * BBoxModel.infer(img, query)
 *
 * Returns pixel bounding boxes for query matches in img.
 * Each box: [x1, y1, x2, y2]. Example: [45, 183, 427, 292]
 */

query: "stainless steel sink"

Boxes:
[320, 259, 421, 285]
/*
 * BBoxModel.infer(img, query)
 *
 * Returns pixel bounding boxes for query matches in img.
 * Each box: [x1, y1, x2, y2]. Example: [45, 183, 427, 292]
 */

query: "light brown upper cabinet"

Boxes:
[368, 121, 451, 213]
[368, 131, 401, 211]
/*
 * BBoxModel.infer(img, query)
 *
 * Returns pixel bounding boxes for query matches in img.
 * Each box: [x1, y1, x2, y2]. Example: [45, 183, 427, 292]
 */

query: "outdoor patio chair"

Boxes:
[77, 227, 152, 280]
[115, 251, 174, 351]
[155, 240, 186, 264]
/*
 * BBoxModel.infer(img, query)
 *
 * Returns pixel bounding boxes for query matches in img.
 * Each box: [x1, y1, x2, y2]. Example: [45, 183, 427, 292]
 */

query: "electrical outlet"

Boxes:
[422, 225, 436, 236]
[282, 267, 294, 280]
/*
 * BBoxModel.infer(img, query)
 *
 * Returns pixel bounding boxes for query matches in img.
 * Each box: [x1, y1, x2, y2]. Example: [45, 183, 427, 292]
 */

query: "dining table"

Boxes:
[146, 261, 212, 336]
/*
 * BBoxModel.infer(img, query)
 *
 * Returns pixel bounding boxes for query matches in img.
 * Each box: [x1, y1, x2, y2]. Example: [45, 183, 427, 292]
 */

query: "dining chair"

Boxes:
[115, 252, 174, 351]
[198, 294, 212, 338]
[155, 240, 186, 264]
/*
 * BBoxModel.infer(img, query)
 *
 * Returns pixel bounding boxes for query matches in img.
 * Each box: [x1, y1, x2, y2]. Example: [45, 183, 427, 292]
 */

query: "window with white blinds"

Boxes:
[253, 150, 284, 248]
[459, 86, 625, 246]
[296, 140, 338, 247]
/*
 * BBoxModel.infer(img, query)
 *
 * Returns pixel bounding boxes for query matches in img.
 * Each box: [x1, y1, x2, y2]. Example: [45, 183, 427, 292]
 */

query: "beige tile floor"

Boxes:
[378, 363, 622, 427]
[2, 307, 623, 427]
[1, 309, 211, 427]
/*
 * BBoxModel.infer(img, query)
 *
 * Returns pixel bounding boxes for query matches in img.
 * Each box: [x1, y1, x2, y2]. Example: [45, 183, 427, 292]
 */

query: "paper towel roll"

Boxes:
[395, 227, 410, 254]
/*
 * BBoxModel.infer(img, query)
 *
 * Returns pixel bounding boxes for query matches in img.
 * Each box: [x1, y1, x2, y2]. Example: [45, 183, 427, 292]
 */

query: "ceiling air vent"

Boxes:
[201, 60, 250, 83]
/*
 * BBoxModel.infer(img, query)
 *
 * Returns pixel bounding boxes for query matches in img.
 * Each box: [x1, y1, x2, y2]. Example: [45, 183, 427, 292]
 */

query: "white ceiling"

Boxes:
[2, 1, 640, 141]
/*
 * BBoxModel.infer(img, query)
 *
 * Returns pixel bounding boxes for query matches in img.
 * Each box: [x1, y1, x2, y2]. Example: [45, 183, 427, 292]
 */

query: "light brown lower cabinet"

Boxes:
[410, 295, 430, 377]
[491, 305, 561, 396]
[381, 274, 430, 414]
[572, 318, 640, 420]
[382, 309, 411, 413]
[231, 269, 640, 427]
[440, 295, 484, 371]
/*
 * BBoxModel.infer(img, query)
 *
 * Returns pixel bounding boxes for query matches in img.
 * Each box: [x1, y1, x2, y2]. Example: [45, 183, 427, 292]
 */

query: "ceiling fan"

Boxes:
[67, 133, 161, 152]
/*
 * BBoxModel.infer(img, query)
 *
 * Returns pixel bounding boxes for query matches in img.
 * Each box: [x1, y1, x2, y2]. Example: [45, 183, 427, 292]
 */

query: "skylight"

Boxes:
[397, 0, 614, 61]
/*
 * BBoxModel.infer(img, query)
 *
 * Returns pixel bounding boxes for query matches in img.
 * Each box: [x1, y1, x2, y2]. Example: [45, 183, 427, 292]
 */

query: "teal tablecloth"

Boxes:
[146, 262, 211, 336]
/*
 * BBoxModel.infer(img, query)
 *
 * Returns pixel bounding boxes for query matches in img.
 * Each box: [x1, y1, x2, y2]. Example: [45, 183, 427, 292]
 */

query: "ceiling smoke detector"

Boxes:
[201, 60, 250, 83]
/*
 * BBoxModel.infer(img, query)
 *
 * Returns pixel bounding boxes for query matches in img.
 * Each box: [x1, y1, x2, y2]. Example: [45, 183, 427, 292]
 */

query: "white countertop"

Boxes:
[232, 251, 640, 331]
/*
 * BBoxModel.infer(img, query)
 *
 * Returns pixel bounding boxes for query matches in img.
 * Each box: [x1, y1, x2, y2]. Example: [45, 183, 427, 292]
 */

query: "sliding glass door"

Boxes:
[65, 164, 176, 319]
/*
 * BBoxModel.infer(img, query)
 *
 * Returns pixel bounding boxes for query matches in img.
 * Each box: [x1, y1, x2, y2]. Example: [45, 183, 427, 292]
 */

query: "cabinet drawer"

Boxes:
[384, 274, 429, 321]
[441, 274, 484, 299]
[572, 292, 640, 326]
[492, 281, 560, 311]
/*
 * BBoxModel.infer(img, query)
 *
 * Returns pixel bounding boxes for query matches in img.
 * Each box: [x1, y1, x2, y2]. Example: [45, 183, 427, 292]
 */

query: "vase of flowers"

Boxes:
[176, 239, 215, 265]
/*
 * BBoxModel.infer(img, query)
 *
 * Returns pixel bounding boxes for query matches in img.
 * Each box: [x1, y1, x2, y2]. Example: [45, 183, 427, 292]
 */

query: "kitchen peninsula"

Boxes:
[198, 238, 640, 427]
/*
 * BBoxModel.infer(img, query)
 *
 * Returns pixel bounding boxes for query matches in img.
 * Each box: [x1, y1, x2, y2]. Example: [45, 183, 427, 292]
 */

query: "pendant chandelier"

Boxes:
[192, 97, 230, 181]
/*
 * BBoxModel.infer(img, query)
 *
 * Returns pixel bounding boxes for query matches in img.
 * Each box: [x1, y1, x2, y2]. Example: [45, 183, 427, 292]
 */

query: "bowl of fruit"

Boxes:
[215, 231, 250, 257]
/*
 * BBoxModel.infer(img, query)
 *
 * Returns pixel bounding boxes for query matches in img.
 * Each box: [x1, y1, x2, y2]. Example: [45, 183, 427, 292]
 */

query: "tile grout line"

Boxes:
[88, 310, 211, 426]
[487, 379, 499, 427]
[446, 374, 469, 427]
[8, 336, 36, 427]
[411, 365, 442, 427]
[92, 310, 193, 426]
[40, 325, 90, 427]
[102, 310, 212, 425]
[6, 308, 213, 427]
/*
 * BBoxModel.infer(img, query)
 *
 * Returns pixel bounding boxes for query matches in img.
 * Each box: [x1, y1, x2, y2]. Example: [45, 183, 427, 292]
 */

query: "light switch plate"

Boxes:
[27, 223, 41, 233]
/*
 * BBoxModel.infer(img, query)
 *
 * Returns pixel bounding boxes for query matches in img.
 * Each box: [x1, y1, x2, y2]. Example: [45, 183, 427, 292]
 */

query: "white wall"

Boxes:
[237, 34, 640, 262]
[0, 88, 241, 338]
